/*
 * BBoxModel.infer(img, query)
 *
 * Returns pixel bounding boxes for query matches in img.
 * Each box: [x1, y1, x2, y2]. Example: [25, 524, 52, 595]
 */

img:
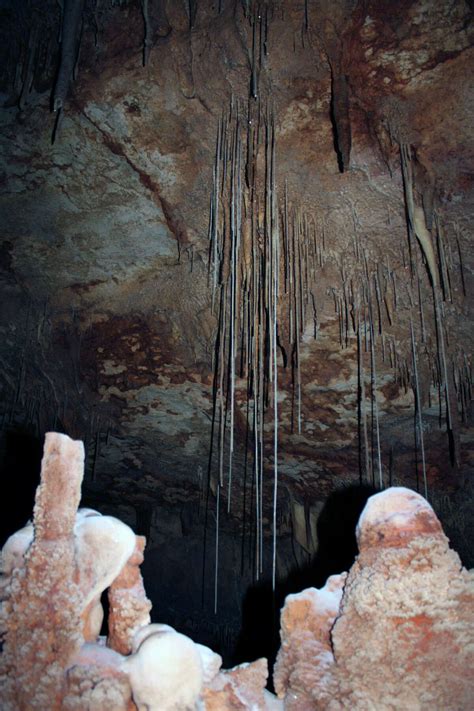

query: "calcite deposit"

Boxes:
[1, 434, 473, 709]
[1, 0, 473, 661]
[0, 432, 280, 710]
[0, 433, 86, 710]
[274, 486, 474, 710]
[107, 536, 152, 655]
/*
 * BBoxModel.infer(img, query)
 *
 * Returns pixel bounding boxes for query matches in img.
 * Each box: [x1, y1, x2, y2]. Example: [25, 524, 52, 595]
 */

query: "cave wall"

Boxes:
[0, 0, 473, 660]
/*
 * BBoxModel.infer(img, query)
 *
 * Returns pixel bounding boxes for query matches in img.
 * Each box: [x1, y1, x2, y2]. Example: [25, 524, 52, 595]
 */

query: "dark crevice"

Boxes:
[329, 71, 351, 173]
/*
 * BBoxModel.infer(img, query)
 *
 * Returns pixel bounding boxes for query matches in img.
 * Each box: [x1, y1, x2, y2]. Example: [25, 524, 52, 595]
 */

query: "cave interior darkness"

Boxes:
[0, 0, 473, 669]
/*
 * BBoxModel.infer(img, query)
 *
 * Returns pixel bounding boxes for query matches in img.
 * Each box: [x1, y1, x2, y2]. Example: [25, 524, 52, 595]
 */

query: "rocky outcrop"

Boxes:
[107, 535, 152, 655]
[0, 432, 281, 710]
[1, 0, 473, 657]
[274, 486, 474, 709]
[1, 434, 473, 709]
[0, 433, 86, 710]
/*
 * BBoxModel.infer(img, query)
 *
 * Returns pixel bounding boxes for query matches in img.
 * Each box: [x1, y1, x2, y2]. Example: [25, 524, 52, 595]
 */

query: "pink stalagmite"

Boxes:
[0, 433, 85, 710]
[0, 432, 281, 710]
[274, 487, 474, 710]
[2, 435, 472, 710]
[107, 535, 152, 656]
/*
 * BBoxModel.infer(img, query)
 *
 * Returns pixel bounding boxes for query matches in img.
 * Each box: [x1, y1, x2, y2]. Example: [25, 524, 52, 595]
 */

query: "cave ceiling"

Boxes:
[0, 0, 473, 570]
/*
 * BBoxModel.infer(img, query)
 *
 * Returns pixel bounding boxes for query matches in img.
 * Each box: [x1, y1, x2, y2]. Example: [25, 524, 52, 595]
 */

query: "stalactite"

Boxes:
[201, 74, 469, 603]
[207, 92, 326, 596]
[434, 213, 452, 303]
[52, 0, 85, 120]
[400, 143, 438, 289]
[187, 0, 198, 29]
[18, 24, 39, 111]
[382, 265, 393, 327]
[455, 224, 467, 298]
[400, 142, 460, 474]
[373, 271, 383, 337]
[417, 270, 426, 343]
[270, 107, 279, 591]
[365, 274, 383, 489]
[434, 293, 459, 469]
[391, 268, 398, 311]
[357, 310, 370, 484]
[141, 0, 152, 67]
[250, 8, 258, 99]
[214, 482, 220, 614]
[410, 320, 428, 499]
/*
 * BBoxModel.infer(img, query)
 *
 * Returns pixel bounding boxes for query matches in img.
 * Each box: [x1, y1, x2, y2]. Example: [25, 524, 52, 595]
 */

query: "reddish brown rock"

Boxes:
[1, 432, 277, 710]
[202, 657, 280, 710]
[273, 574, 346, 710]
[63, 645, 135, 711]
[274, 487, 474, 710]
[0, 433, 141, 710]
[0, 433, 85, 711]
[107, 535, 152, 656]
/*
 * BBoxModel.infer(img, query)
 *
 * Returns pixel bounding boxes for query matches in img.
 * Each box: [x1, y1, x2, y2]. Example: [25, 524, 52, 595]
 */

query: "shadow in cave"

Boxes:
[233, 483, 377, 687]
[0, 428, 43, 546]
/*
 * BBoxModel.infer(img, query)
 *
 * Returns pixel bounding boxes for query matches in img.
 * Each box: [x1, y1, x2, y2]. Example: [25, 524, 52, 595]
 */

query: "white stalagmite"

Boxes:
[122, 628, 203, 711]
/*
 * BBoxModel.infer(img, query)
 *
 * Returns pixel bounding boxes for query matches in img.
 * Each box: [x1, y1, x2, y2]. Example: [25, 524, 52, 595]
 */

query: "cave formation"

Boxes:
[0, 0, 473, 670]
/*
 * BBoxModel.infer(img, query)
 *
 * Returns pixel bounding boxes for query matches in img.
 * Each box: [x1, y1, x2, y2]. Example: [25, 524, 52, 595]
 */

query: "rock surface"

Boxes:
[0, 0, 473, 662]
[0, 433, 86, 710]
[0, 432, 278, 710]
[202, 658, 278, 710]
[1, 435, 473, 709]
[274, 486, 474, 709]
[107, 535, 152, 656]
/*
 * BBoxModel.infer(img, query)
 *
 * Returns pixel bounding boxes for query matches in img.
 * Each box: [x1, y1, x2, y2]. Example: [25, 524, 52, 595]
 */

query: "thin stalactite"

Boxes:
[410, 319, 428, 499]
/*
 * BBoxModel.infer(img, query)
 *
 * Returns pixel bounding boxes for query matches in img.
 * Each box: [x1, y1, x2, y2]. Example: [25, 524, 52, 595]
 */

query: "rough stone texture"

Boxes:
[202, 658, 280, 710]
[0, 431, 273, 710]
[274, 487, 474, 709]
[0, 432, 142, 710]
[107, 535, 152, 656]
[274, 574, 346, 709]
[0, 0, 473, 658]
[3, 435, 473, 709]
[0, 507, 140, 646]
[63, 645, 135, 711]
[0, 433, 85, 711]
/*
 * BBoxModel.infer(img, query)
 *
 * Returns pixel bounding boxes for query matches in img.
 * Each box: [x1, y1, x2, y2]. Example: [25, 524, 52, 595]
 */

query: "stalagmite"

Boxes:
[274, 488, 474, 709]
[1, 433, 284, 709]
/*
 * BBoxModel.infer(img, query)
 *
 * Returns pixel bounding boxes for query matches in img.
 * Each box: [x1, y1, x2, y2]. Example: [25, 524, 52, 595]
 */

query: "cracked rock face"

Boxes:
[0, 0, 473, 660]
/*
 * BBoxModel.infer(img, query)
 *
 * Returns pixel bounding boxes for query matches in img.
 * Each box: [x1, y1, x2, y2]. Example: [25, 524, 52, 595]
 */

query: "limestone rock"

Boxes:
[274, 487, 474, 710]
[202, 658, 280, 711]
[122, 628, 203, 711]
[273, 574, 346, 709]
[63, 645, 134, 711]
[0, 433, 85, 711]
[0, 433, 143, 710]
[107, 536, 152, 656]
